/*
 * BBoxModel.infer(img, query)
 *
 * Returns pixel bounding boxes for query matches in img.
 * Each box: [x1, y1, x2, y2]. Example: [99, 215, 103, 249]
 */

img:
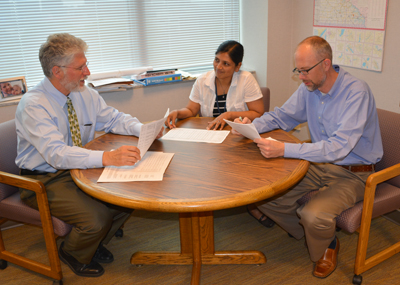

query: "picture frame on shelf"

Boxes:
[0, 76, 27, 102]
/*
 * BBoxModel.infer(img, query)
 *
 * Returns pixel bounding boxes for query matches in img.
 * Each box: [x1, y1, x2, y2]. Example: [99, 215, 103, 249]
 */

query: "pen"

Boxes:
[239, 116, 243, 122]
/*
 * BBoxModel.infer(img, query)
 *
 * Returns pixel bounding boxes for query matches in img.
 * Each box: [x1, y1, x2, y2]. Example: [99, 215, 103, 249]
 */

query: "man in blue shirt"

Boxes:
[236, 36, 383, 278]
[15, 33, 162, 277]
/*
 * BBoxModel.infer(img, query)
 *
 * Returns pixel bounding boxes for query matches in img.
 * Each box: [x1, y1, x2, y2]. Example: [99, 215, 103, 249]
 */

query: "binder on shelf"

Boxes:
[133, 73, 182, 86]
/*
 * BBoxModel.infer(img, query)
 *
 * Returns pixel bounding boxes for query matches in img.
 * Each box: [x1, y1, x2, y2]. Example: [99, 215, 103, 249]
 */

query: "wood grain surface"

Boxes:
[71, 117, 309, 212]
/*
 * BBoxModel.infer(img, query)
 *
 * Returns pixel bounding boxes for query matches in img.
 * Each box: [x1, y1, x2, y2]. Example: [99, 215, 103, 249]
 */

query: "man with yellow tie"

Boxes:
[15, 33, 161, 277]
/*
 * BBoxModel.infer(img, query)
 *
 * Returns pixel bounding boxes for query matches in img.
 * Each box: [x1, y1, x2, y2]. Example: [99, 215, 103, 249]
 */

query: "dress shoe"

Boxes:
[92, 244, 114, 263]
[313, 237, 340, 278]
[59, 242, 104, 277]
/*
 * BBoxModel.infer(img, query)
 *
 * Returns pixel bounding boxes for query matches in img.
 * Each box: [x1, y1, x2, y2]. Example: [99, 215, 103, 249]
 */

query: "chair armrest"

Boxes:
[362, 163, 400, 223]
[365, 163, 400, 194]
[0, 171, 57, 239]
[0, 170, 46, 194]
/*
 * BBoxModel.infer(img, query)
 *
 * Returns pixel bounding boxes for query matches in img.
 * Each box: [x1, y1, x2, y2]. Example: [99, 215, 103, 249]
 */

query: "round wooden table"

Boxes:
[71, 117, 309, 284]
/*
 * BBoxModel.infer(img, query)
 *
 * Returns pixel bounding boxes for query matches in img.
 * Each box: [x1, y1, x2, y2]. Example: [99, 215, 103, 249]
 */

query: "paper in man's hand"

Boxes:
[137, 108, 169, 156]
[223, 119, 261, 140]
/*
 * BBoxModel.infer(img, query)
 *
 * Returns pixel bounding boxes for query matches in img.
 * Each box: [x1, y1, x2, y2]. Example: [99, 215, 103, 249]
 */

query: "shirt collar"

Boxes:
[42, 77, 70, 107]
[205, 70, 240, 90]
[312, 65, 342, 98]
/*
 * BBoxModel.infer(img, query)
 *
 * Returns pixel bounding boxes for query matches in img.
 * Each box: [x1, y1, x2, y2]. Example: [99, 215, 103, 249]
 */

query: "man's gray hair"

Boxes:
[39, 33, 88, 78]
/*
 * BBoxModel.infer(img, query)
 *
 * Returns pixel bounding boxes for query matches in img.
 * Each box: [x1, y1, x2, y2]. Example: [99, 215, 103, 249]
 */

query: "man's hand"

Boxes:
[254, 138, 285, 158]
[102, 145, 141, 166]
[231, 116, 252, 136]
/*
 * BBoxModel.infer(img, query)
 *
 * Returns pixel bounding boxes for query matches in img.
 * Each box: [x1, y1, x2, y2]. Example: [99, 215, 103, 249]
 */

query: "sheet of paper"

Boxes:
[137, 108, 169, 157]
[161, 128, 230, 143]
[88, 66, 153, 81]
[223, 119, 261, 140]
[87, 77, 133, 88]
[97, 151, 174, 182]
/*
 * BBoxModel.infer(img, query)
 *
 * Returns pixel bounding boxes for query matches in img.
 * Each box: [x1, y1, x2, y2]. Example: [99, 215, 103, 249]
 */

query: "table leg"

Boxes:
[130, 211, 266, 282]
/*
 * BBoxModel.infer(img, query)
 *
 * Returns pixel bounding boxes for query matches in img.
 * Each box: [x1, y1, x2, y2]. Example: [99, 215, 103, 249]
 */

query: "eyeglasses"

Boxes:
[292, 59, 325, 76]
[59, 62, 89, 72]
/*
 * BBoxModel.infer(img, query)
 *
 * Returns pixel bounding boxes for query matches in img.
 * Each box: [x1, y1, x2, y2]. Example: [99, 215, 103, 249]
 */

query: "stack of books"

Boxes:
[133, 69, 182, 86]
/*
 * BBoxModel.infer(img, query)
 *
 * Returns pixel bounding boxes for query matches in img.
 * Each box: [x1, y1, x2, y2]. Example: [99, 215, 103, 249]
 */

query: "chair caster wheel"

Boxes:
[353, 274, 362, 284]
[0, 259, 7, 269]
[53, 280, 63, 285]
[115, 229, 123, 237]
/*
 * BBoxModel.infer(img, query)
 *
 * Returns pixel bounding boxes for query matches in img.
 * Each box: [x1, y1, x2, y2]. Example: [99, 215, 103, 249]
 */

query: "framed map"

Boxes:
[313, 0, 388, 71]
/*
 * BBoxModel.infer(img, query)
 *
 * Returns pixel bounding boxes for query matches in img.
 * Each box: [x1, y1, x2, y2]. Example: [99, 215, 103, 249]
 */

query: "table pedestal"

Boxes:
[130, 212, 266, 285]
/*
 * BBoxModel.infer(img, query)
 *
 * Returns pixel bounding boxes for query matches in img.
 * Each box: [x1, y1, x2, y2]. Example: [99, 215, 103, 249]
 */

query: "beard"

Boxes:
[60, 76, 87, 93]
[303, 74, 326, 92]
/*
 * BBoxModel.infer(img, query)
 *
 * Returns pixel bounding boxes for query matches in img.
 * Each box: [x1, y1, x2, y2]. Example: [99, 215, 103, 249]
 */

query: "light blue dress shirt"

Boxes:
[15, 77, 143, 172]
[253, 65, 383, 165]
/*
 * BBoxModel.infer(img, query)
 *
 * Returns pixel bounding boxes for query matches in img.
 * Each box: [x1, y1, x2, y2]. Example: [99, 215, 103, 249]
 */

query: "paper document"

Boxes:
[223, 119, 261, 140]
[97, 151, 174, 182]
[88, 67, 153, 81]
[137, 109, 169, 157]
[161, 128, 229, 143]
[223, 119, 279, 142]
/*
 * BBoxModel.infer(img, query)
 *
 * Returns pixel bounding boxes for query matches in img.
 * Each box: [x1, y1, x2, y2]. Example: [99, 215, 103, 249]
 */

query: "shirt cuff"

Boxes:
[88, 150, 104, 168]
[284, 143, 301, 159]
[132, 122, 143, 137]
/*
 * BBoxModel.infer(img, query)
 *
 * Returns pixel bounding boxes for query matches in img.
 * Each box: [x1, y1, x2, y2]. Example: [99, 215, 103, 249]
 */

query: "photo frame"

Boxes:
[0, 76, 27, 102]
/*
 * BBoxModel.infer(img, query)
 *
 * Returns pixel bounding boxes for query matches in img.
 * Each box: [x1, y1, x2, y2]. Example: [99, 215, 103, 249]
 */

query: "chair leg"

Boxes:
[0, 259, 7, 269]
[353, 274, 362, 284]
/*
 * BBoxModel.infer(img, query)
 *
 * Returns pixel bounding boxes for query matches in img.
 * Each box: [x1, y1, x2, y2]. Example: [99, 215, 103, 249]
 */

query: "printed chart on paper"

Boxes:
[313, 0, 388, 71]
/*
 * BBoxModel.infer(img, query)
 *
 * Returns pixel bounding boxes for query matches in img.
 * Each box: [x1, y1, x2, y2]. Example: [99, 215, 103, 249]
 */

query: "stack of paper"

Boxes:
[87, 67, 153, 92]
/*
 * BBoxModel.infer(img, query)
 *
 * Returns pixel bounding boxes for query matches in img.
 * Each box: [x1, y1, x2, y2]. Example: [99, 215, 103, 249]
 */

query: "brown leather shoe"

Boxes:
[313, 237, 339, 278]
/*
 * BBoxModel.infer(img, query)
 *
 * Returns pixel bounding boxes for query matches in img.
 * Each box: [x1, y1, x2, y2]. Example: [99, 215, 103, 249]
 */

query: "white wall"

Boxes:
[264, 0, 400, 113]
[240, 0, 268, 88]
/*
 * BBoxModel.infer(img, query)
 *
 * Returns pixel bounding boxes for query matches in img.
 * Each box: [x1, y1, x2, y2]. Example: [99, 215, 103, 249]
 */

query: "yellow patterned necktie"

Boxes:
[66, 97, 82, 147]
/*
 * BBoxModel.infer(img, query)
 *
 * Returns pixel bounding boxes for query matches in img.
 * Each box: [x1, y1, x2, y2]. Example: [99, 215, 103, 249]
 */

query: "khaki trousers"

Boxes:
[20, 170, 132, 264]
[257, 163, 372, 262]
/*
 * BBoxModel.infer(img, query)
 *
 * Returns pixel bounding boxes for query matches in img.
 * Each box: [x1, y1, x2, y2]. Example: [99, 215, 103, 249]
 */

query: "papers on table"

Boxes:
[223, 119, 260, 140]
[161, 128, 230, 144]
[97, 151, 174, 182]
[98, 108, 172, 182]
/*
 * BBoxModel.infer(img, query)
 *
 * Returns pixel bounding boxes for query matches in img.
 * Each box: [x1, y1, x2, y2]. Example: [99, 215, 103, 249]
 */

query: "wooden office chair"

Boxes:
[260, 87, 270, 112]
[0, 119, 73, 284]
[296, 108, 400, 284]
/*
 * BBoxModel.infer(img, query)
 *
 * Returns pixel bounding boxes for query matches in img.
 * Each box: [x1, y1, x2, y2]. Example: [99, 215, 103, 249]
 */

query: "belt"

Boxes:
[20, 169, 49, 176]
[339, 164, 375, 172]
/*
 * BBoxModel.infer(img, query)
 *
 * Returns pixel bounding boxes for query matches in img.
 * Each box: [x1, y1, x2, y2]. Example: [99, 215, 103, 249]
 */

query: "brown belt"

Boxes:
[339, 164, 375, 172]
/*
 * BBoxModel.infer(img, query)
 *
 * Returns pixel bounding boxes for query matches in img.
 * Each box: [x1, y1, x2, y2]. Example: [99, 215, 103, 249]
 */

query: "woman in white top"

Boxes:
[165, 40, 264, 130]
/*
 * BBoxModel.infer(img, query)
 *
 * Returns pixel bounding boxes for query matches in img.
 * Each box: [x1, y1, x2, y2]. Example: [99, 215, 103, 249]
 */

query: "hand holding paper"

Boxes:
[223, 119, 261, 140]
[137, 108, 169, 156]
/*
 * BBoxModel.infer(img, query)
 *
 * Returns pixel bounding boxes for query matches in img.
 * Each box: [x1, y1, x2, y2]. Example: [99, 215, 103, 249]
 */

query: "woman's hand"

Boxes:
[165, 110, 179, 129]
[206, 112, 231, 130]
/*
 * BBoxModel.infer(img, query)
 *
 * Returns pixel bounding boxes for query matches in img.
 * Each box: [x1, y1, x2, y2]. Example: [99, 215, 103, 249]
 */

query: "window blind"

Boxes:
[0, 0, 239, 88]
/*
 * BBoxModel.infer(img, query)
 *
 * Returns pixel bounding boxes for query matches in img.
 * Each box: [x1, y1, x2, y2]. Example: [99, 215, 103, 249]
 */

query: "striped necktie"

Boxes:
[66, 97, 82, 147]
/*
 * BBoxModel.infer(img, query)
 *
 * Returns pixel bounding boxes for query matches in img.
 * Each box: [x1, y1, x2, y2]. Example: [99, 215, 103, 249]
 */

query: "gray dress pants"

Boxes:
[257, 163, 372, 262]
[20, 170, 132, 264]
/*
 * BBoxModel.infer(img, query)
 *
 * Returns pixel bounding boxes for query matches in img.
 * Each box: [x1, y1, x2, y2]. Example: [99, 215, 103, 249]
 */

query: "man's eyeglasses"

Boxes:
[292, 59, 325, 76]
[59, 62, 89, 72]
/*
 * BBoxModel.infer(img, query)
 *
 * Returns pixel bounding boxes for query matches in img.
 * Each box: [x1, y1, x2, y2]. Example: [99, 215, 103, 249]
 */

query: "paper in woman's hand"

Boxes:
[223, 119, 261, 140]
